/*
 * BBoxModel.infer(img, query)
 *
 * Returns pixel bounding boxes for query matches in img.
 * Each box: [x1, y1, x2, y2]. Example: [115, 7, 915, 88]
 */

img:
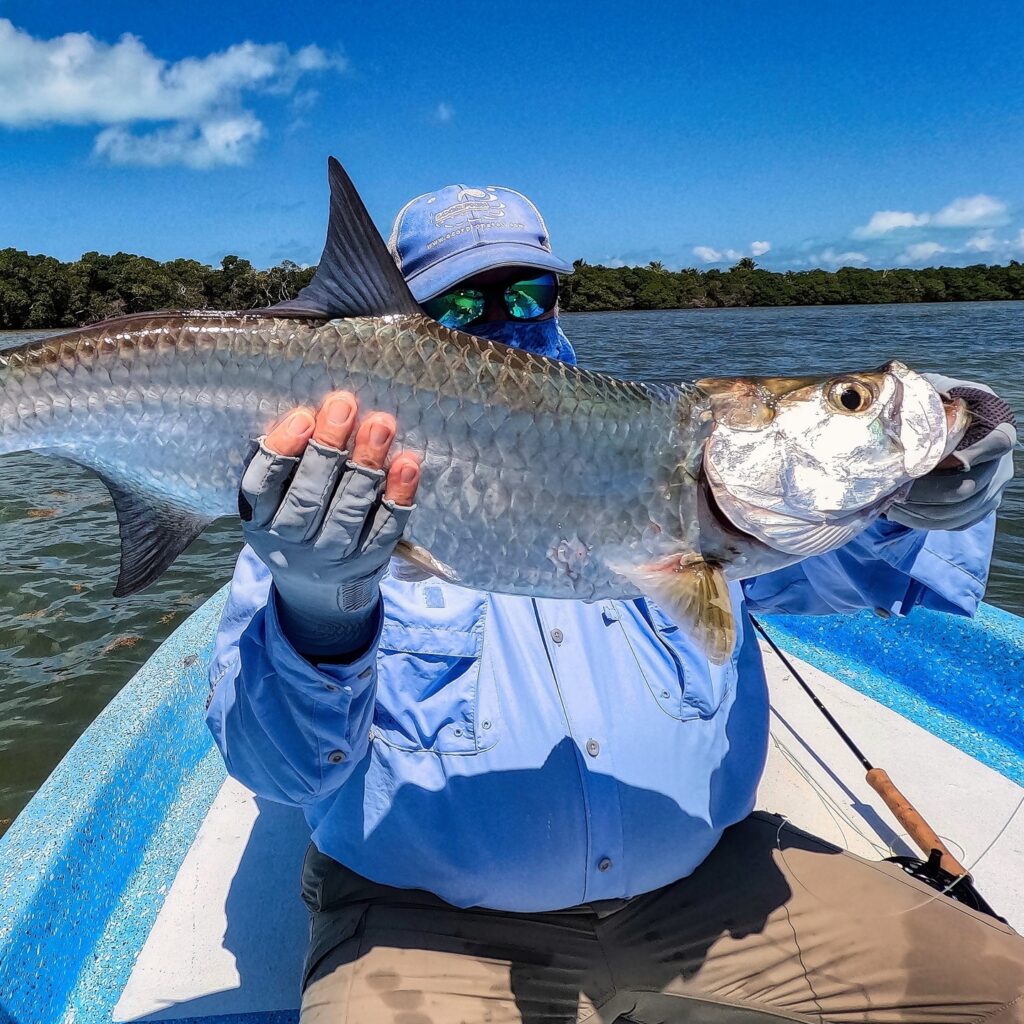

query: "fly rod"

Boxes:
[749, 615, 970, 879]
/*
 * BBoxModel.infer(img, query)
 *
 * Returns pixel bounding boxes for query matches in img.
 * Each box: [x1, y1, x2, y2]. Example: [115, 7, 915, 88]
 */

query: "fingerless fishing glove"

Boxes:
[238, 438, 414, 658]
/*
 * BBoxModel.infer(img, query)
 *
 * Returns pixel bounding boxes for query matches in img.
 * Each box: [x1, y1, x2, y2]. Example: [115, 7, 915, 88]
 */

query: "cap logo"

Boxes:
[434, 186, 505, 228]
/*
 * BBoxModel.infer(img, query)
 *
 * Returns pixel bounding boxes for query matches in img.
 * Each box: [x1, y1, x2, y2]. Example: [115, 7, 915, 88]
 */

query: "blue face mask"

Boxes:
[469, 317, 577, 365]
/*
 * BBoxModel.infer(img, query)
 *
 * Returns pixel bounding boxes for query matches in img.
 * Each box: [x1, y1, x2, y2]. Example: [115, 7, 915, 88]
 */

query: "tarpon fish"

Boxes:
[0, 158, 967, 662]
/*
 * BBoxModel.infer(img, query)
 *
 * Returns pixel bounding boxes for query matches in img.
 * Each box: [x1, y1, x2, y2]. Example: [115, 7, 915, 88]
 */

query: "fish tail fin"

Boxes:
[261, 156, 422, 320]
[93, 471, 213, 596]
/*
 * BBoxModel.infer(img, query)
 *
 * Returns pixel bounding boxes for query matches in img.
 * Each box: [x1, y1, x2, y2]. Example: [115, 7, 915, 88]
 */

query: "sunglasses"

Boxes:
[422, 272, 558, 331]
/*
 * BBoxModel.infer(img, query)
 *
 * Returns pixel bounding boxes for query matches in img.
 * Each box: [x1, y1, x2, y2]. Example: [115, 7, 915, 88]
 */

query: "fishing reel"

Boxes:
[885, 848, 1005, 922]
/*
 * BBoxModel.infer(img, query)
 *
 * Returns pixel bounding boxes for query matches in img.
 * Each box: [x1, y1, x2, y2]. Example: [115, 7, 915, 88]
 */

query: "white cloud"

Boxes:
[0, 18, 342, 167]
[853, 210, 929, 238]
[693, 243, 766, 263]
[898, 241, 947, 264]
[964, 231, 997, 253]
[693, 246, 723, 263]
[434, 101, 454, 123]
[814, 248, 870, 267]
[854, 194, 1009, 239]
[955, 228, 1024, 261]
[930, 194, 1008, 228]
[94, 113, 265, 168]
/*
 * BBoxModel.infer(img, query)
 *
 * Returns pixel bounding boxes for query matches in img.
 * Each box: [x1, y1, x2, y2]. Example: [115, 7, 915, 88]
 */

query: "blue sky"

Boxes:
[1, 0, 1023, 271]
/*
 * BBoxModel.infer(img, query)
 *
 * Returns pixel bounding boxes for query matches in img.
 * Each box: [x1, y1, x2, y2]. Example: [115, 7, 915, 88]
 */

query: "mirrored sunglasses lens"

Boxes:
[505, 276, 558, 319]
[423, 290, 485, 329]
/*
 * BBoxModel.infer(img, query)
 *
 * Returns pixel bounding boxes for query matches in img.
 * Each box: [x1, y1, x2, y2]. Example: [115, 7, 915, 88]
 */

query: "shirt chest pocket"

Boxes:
[632, 601, 737, 720]
[372, 583, 499, 754]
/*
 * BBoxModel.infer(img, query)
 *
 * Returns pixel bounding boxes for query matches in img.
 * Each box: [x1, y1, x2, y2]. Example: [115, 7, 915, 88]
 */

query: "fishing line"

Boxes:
[769, 759, 1022, 922]
[751, 614, 1020, 922]
[768, 730, 892, 859]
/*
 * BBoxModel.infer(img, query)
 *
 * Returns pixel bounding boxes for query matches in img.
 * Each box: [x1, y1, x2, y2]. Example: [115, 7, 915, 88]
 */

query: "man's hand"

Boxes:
[239, 391, 421, 657]
[888, 373, 1016, 532]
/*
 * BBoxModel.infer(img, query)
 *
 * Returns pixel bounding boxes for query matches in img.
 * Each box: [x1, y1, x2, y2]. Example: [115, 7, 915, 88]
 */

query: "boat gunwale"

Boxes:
[0, 586, 230, 1024]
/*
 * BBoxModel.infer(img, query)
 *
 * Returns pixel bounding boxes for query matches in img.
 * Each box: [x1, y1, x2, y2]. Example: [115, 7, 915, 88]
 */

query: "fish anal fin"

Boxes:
[262, 156, 421, 320]
[394, 539, 461, 584]
[617, 555, 736, 665]
[96, 472, 213, 596]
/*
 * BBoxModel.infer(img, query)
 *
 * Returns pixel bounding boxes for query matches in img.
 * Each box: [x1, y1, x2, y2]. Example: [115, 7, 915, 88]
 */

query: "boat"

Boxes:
[1, 588, 1022, 1024]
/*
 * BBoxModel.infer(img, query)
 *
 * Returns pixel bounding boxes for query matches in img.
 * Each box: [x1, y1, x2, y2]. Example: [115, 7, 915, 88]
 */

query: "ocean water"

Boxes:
[0, 302, 1021, 828]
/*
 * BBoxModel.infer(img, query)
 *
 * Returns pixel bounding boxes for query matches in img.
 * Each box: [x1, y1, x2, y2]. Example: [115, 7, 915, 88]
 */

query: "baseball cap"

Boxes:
[387, 184, 574, 302]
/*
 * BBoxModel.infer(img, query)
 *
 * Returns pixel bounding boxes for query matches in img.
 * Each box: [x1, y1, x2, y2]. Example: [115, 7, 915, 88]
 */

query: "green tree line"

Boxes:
[0, 250, 316, 329]
[563, 257, 1024, 311]
[2, 248, 1023, 330]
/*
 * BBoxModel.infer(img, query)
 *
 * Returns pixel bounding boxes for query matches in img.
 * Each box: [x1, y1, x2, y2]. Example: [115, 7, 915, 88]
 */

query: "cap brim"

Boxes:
[406, 242, 574, 302]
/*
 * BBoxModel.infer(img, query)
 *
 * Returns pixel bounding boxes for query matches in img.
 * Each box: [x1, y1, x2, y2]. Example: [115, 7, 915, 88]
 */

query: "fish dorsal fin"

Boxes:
[96, 472, 213, 596]
[614, 555, 736, 664]
[265, 156, 421, 320]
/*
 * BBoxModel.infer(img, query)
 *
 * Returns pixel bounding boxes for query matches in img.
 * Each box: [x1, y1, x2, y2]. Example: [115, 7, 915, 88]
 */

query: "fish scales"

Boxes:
[0, 312, 708, 600]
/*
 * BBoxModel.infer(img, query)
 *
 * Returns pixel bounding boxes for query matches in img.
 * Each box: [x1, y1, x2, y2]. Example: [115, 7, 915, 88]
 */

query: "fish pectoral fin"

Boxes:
[95, 472, 213, 596]
[616, 555, 736, 665]
[393, 539, 462, 585]
[260, 157, 421, 320]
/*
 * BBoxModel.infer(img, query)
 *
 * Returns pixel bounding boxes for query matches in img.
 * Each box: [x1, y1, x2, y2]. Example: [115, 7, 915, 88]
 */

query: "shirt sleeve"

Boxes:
[743, 514, 996, 618]
[205, 546, 379, 806]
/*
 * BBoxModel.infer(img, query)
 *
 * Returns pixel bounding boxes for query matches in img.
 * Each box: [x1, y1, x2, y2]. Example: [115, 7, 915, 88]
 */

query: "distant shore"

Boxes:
[1, 248, 1022, 330]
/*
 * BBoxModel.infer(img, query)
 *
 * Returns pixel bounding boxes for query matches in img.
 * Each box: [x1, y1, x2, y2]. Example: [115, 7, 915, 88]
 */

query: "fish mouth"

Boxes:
[883, 363, 961, 479]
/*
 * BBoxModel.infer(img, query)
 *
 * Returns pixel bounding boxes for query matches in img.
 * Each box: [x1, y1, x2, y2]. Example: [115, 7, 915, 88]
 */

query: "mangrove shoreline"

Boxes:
[1, 248, 1023, 330]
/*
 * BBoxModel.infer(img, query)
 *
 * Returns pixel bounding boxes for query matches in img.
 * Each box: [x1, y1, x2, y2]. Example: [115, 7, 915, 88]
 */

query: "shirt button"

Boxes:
[598, 857, 612, 872]
[327, 750, 347, 764]
[550, 628, 564, 644]
[586, 738, 600, 757]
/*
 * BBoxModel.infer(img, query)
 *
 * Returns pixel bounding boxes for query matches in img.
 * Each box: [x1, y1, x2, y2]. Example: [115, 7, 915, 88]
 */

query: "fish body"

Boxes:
[0, 157, 965, 661]
[0, 310, 719, 600]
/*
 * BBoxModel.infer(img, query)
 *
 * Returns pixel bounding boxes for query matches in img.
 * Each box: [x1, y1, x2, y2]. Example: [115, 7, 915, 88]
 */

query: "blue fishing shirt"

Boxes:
[207, 516, 994, 912]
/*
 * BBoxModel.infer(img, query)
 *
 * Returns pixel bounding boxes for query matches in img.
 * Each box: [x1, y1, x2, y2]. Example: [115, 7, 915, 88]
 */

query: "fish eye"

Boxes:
[827, 380, 874, 414]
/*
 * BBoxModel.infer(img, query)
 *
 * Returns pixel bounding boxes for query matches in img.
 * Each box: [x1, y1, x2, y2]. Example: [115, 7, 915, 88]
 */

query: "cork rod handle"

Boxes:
[865, 768, 970, 878]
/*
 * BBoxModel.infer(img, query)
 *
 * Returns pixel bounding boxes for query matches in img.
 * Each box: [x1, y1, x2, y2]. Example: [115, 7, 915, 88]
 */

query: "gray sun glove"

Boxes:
[238, 437, 415, 658]
[887, 373, 1017, 532]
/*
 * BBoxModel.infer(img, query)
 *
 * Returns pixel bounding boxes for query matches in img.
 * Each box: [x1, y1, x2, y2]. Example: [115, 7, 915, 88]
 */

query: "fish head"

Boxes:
[697, 361, 969, 558]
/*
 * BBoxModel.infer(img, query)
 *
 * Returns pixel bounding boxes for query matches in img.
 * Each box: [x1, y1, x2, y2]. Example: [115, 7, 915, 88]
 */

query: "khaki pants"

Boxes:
[299, 814, 1024, 1023]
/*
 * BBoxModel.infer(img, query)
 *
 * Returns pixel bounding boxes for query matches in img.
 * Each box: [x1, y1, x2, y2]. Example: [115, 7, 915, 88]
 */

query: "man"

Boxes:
[207, 182, 1022, 1022]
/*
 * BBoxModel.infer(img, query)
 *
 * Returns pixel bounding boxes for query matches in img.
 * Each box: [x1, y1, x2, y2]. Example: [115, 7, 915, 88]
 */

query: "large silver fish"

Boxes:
[0, 158, 966, 661]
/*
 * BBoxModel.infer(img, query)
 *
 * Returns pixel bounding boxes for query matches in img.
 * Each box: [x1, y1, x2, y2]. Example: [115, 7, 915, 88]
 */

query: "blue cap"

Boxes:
[387, 184, 574, 301]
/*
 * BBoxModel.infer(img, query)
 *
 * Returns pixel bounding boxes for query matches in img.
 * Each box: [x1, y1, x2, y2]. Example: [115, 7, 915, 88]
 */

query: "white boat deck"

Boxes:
[113, 645, 1024, 1023]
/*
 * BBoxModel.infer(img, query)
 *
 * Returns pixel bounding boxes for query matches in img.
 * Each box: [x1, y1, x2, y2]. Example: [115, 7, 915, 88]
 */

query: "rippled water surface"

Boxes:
[1, 302, 1021, 827]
